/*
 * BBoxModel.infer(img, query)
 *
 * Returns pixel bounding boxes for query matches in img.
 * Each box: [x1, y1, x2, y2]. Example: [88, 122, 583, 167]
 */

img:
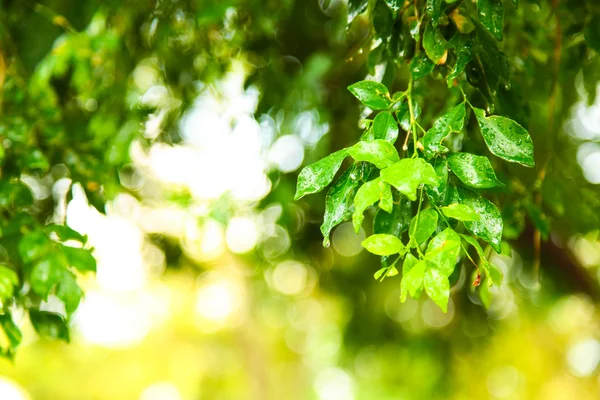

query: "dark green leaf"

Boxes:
[381, 158, 439, 201]
[410, 54, 435, 81]
[362, 234, 405, 256]
[447, 35, 474, 84]
[425, 159, 448, 205]
[373, 0, 393, 40]
[423, 23, 448, 65]
[373, 192, 412, 236]
[0, 314, 22, 353]
[321, 163, 372, 246]
[348, 81, 391, 110]
[473, 107, 534, 167]
[396, 100, 421, 132]
[0, 266, 19, 302]
[426, 0, 443, 27]
[348, 0, 368, 22]
[439, 203, 480, 221]
[295, 149, 349, 200]
[62, 245, 97, 273]
[372, 111, 399, 143]
[422, 102, 466, 158]
[477, 0, 504, 41]
[424, 267, 450, 312]
[29, 310, 70, 343]
[409, 208, 439, 246]
[459, 190, 503, 253]
[44, 224, 87, 243]
[348, 140, 400, 169]
[448, 152, 504, 188]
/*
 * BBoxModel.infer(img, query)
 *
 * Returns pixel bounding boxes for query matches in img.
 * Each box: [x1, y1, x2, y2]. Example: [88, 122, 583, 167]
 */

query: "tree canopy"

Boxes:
[0, 1, 600, 394]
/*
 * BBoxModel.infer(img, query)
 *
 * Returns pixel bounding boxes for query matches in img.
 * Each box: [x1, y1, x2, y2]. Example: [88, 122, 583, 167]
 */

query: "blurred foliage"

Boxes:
[0, 0, 599, 399]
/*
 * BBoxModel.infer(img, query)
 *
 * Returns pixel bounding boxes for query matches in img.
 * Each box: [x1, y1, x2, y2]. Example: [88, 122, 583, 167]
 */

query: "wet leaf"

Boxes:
[400, 255, 426, 301]
[473, 107, 534, 167]
[423, 23, 448, 65]
[459, 190, 503, 253]
[321, 164, 372, 246]
[477, 0, 504, 41]
[426, 0, 443, 27]
[348, 140, 400, 169]
[409, 208, 439, 246]
[425, 228, 461, 276]
[422, 102, 466, 158]
[373, 192, 412, 236]
[424, 267, 450, 312]
[348, 80, 391, 110]
[372, 111, 399, 143]
[410, 53, 435, 81]
[362, 234, 405, 256]
[439, 203, 480, 221]
[381, 158, 439, 201]
[295, 149, 348, 200]
[352, 178, 393, 232]
[448, 152, 504, 188]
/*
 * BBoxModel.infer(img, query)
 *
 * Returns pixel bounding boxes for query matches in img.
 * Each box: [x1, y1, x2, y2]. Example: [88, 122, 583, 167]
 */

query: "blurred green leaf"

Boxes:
[29, 310, 70, 343]
[362, 234, 405, 256]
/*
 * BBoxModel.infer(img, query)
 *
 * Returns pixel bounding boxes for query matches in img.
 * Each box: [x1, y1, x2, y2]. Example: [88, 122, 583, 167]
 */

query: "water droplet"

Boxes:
[504, 82, 512, 90]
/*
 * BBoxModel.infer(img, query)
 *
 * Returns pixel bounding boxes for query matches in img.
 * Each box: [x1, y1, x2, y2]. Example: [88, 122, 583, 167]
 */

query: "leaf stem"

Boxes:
[406, 78, 419, 158]
[411, 186, 425, 258]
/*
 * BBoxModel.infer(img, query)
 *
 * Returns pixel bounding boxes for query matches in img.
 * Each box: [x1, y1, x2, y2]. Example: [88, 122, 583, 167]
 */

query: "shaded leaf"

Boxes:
[321, 164, 372, 246]
[62, 245, 97, 273]
[352, 178, 393, 232]
[410, 53, 435, 81]
[401, 255, 426, 301]
[30, 256, 64, 300]
[374, 266, 398, 280]
[460, 234, 492, 284]
[426, 0, 443, 27]
[373, 192, 412, 236]
[29, 310, 70, 343]
[0, 314, 22, 355]
[422, 102, 466, 158]
[423, 23, 448, 65]
[56, 271, 83, 317]
[477, 0, 504, 41]
[372, 111, 399, 143]
[397, 100, 421, 131]
[425, 159, 448, 205]
[0, 266, 19, 302]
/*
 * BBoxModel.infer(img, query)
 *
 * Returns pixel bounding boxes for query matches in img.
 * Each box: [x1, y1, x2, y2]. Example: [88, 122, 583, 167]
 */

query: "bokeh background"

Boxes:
[1, 0, 600, 399]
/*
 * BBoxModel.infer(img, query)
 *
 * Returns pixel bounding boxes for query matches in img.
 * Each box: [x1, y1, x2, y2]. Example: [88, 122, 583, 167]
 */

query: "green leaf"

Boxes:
[459, 190, 503, 253]
[447, 35, 474, 84]
[321, 163, 372, 246]
[29, 310, 70, 343]
[56, 271, 83, 317]
[425, 228, 461, 276]
[352, 178, 393, 232]
[423, 23, 448, 65]
[439, 203, 480, 221]
[374, 266, 398, 280]
[472, 107, 534, 167]
[348, 140, 400, 169]
[30, 256, 64, 300]
[476, 0, 504, 41]
[295, 149, 349, 200]
[422, 102, 466, 158]
[362, 234, 405, 256]
[373, 192, 412, 236]
[372, 111, 399, 143]
[584, 14, 600, 52]
[397, 101, 421, 132]
[401, 255, 426, 302]
[448, 152, 504, 188]
[44, 224, 87, 243]
[489, 263, 504, 286]
[409, 208, 439, 246]
[426, 0, 443, 27]
[424, 267, 450, 312]
[62, 245, 97, 273]
[425, 159, 448, 205]
[0, 266, 19, 302]
[18, 230, 53, 264]
[410, 53, 435, 81]
[460, 234, 492, 284]
[348, 81, 391, 110]
[373, 0, 393, 40]
[0, 314, 22, 356]
[381, 158, 439, 201]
